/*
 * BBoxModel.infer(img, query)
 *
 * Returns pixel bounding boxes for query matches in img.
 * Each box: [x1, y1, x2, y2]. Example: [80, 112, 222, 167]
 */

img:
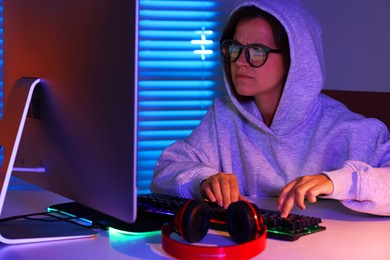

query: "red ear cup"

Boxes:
[226, 201, 264, 244]
[174, 199, 211, 243]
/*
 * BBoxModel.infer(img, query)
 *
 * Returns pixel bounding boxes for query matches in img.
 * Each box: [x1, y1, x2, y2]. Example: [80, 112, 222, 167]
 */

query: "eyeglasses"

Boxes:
[221, 39, 281, 67]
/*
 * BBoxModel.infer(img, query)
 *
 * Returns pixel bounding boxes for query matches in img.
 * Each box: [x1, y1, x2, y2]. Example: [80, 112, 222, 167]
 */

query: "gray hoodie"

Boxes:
[151, 0, 390, 216]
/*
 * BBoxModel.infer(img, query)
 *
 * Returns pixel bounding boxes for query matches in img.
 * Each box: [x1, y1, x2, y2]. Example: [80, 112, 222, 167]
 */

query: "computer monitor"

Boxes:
[0, 0, 138, 243]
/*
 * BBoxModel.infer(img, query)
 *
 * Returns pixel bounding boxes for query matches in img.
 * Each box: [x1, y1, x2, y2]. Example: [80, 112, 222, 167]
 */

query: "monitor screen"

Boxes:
[1, 0, 138, 238]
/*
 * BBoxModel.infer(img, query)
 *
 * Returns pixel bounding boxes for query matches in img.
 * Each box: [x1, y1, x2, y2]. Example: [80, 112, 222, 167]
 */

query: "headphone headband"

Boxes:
[161, 200, 267, 259]
[162, 223, 266, 260]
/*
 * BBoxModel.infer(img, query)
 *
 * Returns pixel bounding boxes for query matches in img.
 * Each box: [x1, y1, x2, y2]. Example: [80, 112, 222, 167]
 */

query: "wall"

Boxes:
[304, 0, 390, 92]
[224, 0, 390, 92]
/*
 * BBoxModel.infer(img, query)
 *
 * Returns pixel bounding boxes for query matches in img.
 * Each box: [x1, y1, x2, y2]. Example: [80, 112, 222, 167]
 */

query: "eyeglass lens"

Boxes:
[223, 40, 269, 67]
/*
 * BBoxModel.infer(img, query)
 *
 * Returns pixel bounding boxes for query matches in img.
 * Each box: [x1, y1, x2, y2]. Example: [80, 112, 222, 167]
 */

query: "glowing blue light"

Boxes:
[140, 30, 204, 39]
[140, 20, 218, 29]
[140, 10, 217, 19]
[139, 90, 215, 98]
[139, 50, 203, 60]
[139, 71, 217, 78]
[139, 40, 209, 49]
[139, 1, 217, 9]
[139, 100, 214, 108]
[194, 49, 213, 55]
[137, 0, 223, 194]
[138, 140, 180, 149]
[137, 150, 164, 158]
[191, 38, 213, 45]
[139, 60, 218, 69]
[139, 120, 201, 128]
[139, 80, 216, 89]
[139, 110, 207, 118]
[138, 130, 193, 139]
[191, 27, 214, 60]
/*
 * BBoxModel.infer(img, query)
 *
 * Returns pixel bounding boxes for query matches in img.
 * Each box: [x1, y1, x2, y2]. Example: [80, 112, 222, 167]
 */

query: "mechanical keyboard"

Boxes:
[50, 193, 326, 241]
[137, 193, 326, 241]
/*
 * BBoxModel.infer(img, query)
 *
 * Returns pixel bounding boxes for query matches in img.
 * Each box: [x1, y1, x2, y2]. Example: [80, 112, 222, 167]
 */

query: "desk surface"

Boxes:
[1, 180, 390, 260]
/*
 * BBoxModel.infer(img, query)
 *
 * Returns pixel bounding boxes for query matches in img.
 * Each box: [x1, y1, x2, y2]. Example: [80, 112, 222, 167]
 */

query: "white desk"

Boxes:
[1, 180, 390, 260]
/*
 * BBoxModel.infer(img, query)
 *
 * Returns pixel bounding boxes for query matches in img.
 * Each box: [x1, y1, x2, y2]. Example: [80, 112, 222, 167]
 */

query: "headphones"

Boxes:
[161, 199, 267, 260]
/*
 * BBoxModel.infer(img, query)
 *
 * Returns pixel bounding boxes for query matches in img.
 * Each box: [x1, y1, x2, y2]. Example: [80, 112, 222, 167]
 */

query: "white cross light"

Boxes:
[191, 28, 213, 60]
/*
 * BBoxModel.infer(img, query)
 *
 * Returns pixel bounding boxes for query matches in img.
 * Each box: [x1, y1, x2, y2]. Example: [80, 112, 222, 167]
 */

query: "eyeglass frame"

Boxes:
[221, 39, 282, 68]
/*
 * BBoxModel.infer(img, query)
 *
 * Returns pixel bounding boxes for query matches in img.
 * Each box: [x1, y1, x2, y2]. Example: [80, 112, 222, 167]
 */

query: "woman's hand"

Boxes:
[277, 174, 334, 218]
[201, 172, 245, 208]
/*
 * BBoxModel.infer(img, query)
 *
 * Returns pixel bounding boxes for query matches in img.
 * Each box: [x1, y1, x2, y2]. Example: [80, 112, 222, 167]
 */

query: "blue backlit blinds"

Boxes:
[137, 0, 226, 193]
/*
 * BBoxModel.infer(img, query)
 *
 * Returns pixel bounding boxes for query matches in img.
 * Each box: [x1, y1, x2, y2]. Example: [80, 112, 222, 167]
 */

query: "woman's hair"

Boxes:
[220, 6, 290, 101]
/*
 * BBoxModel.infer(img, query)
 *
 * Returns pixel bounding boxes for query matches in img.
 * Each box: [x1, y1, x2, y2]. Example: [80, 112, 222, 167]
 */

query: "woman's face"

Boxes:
[231, 17, 286, 104]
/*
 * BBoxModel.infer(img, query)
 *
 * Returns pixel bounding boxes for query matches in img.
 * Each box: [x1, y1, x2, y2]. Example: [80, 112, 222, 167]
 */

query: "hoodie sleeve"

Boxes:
[150, 105, 221, 198]
[323, 161, 390, 216]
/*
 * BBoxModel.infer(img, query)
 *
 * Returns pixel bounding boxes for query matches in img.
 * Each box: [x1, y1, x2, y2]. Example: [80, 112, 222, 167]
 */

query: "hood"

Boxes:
[223, 0, 325, 135]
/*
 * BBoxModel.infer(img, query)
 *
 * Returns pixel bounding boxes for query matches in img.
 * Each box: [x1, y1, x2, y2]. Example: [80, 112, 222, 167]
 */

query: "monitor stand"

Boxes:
[0, 77, 97, 244]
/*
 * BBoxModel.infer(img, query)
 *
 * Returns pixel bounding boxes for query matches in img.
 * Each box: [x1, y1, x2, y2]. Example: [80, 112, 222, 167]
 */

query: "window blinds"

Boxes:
[137, 0, 226, 193]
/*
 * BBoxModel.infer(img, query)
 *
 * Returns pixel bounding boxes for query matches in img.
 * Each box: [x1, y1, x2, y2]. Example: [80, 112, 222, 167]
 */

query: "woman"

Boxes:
[151, 0, 390, 217]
